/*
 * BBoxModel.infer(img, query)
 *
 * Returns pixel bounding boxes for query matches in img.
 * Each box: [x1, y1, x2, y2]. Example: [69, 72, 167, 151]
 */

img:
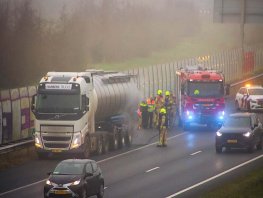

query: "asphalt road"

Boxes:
[0, 98, 263, 198]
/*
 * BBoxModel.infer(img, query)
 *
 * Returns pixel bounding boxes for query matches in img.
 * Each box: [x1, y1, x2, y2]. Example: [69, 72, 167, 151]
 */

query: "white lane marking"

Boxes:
[165, 154, 263, 198]
[190, 151, 202, 156]
[98, 132, 187, 164]
[146, 167, 160, 173]
[0, 180, 45, 197]
[0, 132, 187, 196]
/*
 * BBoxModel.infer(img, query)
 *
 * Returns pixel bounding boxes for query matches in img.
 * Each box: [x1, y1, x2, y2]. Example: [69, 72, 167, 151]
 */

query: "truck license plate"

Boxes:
[52, 149, 62, 153]
[227, 139, 237, 144]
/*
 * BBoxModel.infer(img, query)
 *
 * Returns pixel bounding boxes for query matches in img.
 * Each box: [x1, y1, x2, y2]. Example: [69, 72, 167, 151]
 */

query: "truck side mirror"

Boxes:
[31, 94, 37, 113]
[225, 84, 230, 96]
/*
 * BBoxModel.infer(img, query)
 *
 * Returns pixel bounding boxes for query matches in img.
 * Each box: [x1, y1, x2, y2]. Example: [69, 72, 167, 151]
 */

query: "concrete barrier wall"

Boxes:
[0, 86, 36, 144]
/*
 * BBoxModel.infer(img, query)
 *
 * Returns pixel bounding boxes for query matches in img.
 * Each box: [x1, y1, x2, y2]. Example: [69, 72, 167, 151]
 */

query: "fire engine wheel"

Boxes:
[183, 122, 190, 131]
[96, 136, 103, 155]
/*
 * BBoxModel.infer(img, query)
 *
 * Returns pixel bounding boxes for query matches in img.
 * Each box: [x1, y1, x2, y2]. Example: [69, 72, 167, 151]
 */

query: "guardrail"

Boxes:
[0, 72, 262, 155]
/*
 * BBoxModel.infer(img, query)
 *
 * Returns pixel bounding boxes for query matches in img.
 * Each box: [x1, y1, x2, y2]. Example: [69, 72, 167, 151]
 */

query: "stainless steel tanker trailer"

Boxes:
[31, 70, 139, 158]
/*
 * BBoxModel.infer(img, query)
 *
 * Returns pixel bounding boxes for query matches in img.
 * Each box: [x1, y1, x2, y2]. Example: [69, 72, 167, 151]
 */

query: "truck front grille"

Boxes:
[40, 125, 74, 149]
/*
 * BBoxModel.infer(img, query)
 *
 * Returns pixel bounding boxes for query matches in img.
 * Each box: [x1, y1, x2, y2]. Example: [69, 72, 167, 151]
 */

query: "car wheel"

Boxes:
[216, 146, 222, 154]
[247, 144, 254, 153]
[81, 188, 87, 198]
[256, 137, 262, 150]
[97, 183, 104, 198]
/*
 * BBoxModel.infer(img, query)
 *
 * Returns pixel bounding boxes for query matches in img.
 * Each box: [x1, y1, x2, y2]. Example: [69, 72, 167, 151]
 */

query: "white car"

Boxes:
[235, 85, 263, 111]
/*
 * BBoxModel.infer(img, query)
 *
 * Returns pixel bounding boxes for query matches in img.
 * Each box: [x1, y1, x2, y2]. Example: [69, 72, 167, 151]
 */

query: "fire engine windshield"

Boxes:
[188, 82, 224, 98]
[36, 94, 81, 113]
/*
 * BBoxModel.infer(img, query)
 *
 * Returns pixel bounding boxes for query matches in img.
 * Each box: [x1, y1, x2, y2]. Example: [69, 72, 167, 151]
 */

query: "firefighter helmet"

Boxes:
[160, 108, 166, 114]
[165, 91, 170, 96]
[157, 89, 162, 95]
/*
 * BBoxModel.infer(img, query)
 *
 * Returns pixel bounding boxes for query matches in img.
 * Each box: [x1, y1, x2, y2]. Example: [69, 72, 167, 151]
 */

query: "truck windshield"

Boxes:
[36, 94, 80, 113]
[188, 82, 224, 98]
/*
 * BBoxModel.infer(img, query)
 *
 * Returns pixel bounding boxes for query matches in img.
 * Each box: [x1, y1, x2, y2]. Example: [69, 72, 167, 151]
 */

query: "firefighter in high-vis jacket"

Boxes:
[147, 97, 155, 128]
[164, 91, 174, 128]
[157, 107, 168, 147]
[155, 90, 164, 128]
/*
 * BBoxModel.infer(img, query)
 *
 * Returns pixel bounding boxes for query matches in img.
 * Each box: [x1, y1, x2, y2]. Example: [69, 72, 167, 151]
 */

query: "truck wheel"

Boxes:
[119, 133, 126, 148]
[96, 136, 103, 155]
[111, 133, 119, 150]
[103, 135, 109, 154]
[81, 137, 90, 158]
[125, 132, 132, 147]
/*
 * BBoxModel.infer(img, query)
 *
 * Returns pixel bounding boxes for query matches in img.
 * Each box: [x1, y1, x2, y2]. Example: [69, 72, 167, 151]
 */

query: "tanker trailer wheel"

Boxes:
[102, 134, 109, 154]
[96, 136, 103, 155]
[119, 133, 126, 148]
[111, 133, 119, 150]
[81, 136, 91, 158]
[125, 132, 132, 147]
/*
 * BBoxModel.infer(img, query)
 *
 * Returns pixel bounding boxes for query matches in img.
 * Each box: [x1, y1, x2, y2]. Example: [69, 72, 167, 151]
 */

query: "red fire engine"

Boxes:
[176, 66, 226, 130]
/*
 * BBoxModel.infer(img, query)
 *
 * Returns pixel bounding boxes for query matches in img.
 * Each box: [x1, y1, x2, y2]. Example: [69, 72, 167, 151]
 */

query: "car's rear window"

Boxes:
[224, 117, 251, 128]
[53, 162, 84, 175]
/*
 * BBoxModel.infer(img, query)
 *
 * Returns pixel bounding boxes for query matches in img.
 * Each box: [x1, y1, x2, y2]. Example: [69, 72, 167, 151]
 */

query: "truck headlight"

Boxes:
[186, 111, 193, 120]
[35, 133, 43, 148]
[218, 111, 225, 120]
[243, 132, 251, 137]
[71, 133, 81, 149]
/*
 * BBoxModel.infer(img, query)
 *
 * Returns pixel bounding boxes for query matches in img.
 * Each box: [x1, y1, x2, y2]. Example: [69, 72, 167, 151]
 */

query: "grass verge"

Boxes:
[199, 165, 263, 198]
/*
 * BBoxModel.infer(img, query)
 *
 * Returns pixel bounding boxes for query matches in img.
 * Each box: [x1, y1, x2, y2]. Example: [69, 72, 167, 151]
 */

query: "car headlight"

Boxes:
[216, 131, 222, 137]
[243, 132, 251, 137]
[35, 133, 43, 148]
[70, 180, 80, 186]
[71, 133, 81, 149]
[46, 180, 52, 186]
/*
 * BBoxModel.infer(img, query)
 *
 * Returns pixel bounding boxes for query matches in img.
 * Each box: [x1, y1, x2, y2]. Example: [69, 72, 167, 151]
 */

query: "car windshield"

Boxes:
[248, 88, 263, 95]
[36, 93, 80, 113]
[223, 117, 251, 128]
[53, 162, 84, 175]
[187, 81, 224, 98]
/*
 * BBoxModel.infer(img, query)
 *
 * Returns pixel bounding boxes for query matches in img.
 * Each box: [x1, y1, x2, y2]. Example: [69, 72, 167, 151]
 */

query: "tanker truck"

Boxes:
[31, 70, 139, 158]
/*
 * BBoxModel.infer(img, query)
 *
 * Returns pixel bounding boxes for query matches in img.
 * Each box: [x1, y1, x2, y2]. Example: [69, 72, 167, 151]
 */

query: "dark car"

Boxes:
[215, 112, 263, 153]
[44, 159, 104, 198]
